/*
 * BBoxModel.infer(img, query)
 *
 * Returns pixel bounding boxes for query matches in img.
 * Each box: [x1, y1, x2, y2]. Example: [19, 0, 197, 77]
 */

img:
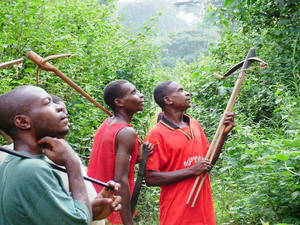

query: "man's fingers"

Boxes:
[111, 196, 122, 211]
[225, 112, 234, 116]
[38, 137, 59, 157]
[107, 180, 117, 187]
[144, 142, 154, 149]
[92, 198, 112, 207]
[42, 148, 54, 158]
[200, 158, 211, 164]
[113, 203, 122, 211]
[38, 136, 54, 145]
[223, 112, 235, 133]
[149, 143, 154, 148]
[147, 143, 154, 154]
[106, 180, 120, 191]
[38, 137, 60, 149]
[149, 143, 154, 150]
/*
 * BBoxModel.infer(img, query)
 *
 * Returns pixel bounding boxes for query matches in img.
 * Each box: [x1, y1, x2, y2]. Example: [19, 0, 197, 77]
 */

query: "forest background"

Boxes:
[0, 0, 299, 224]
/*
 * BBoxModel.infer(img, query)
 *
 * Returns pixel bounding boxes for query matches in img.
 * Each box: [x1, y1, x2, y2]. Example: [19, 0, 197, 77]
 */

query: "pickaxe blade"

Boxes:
[214, 52, 268, 80]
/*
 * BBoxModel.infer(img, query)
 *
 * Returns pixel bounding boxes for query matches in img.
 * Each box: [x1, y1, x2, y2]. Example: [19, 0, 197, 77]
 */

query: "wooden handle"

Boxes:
[26, 51, 112, 117]
[26, 51, 56, 71]
[0, 58, 24, 69]
[187, 48, 259, 207]
[191, 174, 206, 207]
[42, 54, 71, 63]
[52, 68, 112, 116]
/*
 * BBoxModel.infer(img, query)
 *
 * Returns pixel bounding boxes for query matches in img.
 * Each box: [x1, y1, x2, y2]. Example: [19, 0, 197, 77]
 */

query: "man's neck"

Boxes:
[163, 110, 188, 128]
[110, 111, 133, 124]
[13, 134, 42, 155]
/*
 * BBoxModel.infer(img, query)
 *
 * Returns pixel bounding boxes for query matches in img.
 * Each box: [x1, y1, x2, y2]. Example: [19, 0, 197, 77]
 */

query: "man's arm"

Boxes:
[114, 127, 136, 225]
[145, 158, 212, 186]
[38, 137, 91, 219]
[210, 112, 235, 165]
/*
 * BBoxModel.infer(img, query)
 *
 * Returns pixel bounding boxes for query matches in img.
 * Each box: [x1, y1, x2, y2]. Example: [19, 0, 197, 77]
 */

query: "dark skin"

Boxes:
[1, 86, 121, 221]
[8, 87, 92, 220]
[44, 98, 122, 220]
[145, 82, 234, 187]
[109, 82, 153, 225]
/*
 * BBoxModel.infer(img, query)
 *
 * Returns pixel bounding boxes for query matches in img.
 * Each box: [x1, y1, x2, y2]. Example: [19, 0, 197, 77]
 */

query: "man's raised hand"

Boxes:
[38, 137, 80, 166]
[223, 112, 235, 135]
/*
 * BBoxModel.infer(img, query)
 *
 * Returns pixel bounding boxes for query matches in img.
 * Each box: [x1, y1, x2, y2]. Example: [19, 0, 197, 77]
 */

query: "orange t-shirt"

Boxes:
[146, 115, 216, 225]
[88, 118, 139, 224]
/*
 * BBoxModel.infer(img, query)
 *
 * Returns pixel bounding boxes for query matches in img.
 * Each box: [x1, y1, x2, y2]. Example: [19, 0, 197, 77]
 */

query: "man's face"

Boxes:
[166, 82, 191, 110]
[118, 82, 144, 113]
[22, 87, 69, 139]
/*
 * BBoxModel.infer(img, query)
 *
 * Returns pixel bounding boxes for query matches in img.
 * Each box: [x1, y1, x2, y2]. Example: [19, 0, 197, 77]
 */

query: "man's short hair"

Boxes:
[104, 80, 129, 111]
[153, 81, 173, 109]
[0, 85, 33, 137]
[50, 94, 63, 104]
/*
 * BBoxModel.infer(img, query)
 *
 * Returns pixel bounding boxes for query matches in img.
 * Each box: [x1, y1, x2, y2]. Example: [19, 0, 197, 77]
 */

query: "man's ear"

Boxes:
[14, 115, 31, 130]
[114, 98, 124, 108]
[163, 96, 173, 106]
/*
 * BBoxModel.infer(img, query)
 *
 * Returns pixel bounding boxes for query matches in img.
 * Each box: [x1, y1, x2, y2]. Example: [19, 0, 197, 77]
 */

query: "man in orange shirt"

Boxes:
[145, 81, 234, 225]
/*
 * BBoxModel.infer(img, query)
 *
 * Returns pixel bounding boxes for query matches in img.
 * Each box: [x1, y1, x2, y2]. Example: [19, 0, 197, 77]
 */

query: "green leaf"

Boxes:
[191, 71, 200, 78]
[224, 0, 234, 7]
[275, 153, 289, 161]
[291, 191, 300, 200]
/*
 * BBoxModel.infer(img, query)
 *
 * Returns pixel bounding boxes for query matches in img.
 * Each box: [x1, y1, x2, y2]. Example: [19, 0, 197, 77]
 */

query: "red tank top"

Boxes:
[88, 118, 139, 224]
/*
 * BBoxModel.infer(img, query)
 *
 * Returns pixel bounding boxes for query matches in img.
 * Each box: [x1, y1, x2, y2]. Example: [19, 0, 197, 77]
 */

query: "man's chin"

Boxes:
[52, 128, 69, 139]
[184, 104, 191, 110]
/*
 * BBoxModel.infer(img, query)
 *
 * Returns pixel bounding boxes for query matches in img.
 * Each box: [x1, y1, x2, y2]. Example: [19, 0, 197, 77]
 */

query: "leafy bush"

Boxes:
[175, 0, 300, 224]
[1, 0, 299, 224]
[0, 0, 159, 160]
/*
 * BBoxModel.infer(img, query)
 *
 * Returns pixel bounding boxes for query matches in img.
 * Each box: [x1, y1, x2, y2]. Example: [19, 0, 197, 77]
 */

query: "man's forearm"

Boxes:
[211, 134, 227, 165]
[118, 181, 133, 225]
[65, 160, 91, 217]
[145, 168, 194, 186]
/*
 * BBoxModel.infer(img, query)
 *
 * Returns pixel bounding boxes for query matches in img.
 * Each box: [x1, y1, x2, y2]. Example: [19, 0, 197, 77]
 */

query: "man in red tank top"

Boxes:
[88, 80, 151, 225]
[145, 81, 235, 225]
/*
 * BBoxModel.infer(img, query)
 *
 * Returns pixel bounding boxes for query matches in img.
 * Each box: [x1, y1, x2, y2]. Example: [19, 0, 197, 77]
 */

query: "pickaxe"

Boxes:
[186, 48, 267, 207]
[0, 55, 116, 192]
[27, 51, 146, 211]
[26, 51, 112, 117]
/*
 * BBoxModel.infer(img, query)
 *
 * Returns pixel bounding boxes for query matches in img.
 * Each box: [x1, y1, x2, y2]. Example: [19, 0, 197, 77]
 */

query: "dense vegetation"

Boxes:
[176, 0, 300, 224]
[0, 0, 299, 224]
[0, 0, 159, 159]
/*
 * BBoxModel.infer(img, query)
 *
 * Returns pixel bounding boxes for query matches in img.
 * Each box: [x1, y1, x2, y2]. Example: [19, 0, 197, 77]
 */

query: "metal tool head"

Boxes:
[213, 48, 267, 79]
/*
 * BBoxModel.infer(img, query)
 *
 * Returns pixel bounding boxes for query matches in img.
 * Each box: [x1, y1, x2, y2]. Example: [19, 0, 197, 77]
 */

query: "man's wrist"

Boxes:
[187, 166, 197, 177]
[64, 157, 81, 169]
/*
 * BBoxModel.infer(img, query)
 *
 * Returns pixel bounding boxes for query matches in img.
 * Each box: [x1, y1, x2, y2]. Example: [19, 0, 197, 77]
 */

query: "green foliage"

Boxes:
[1, 0, 299, 224]
[0, 0, 159, 160]
[212, 100, 300, 224]
[174, 0, 300, 224]
[134, 183, 160, 225]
